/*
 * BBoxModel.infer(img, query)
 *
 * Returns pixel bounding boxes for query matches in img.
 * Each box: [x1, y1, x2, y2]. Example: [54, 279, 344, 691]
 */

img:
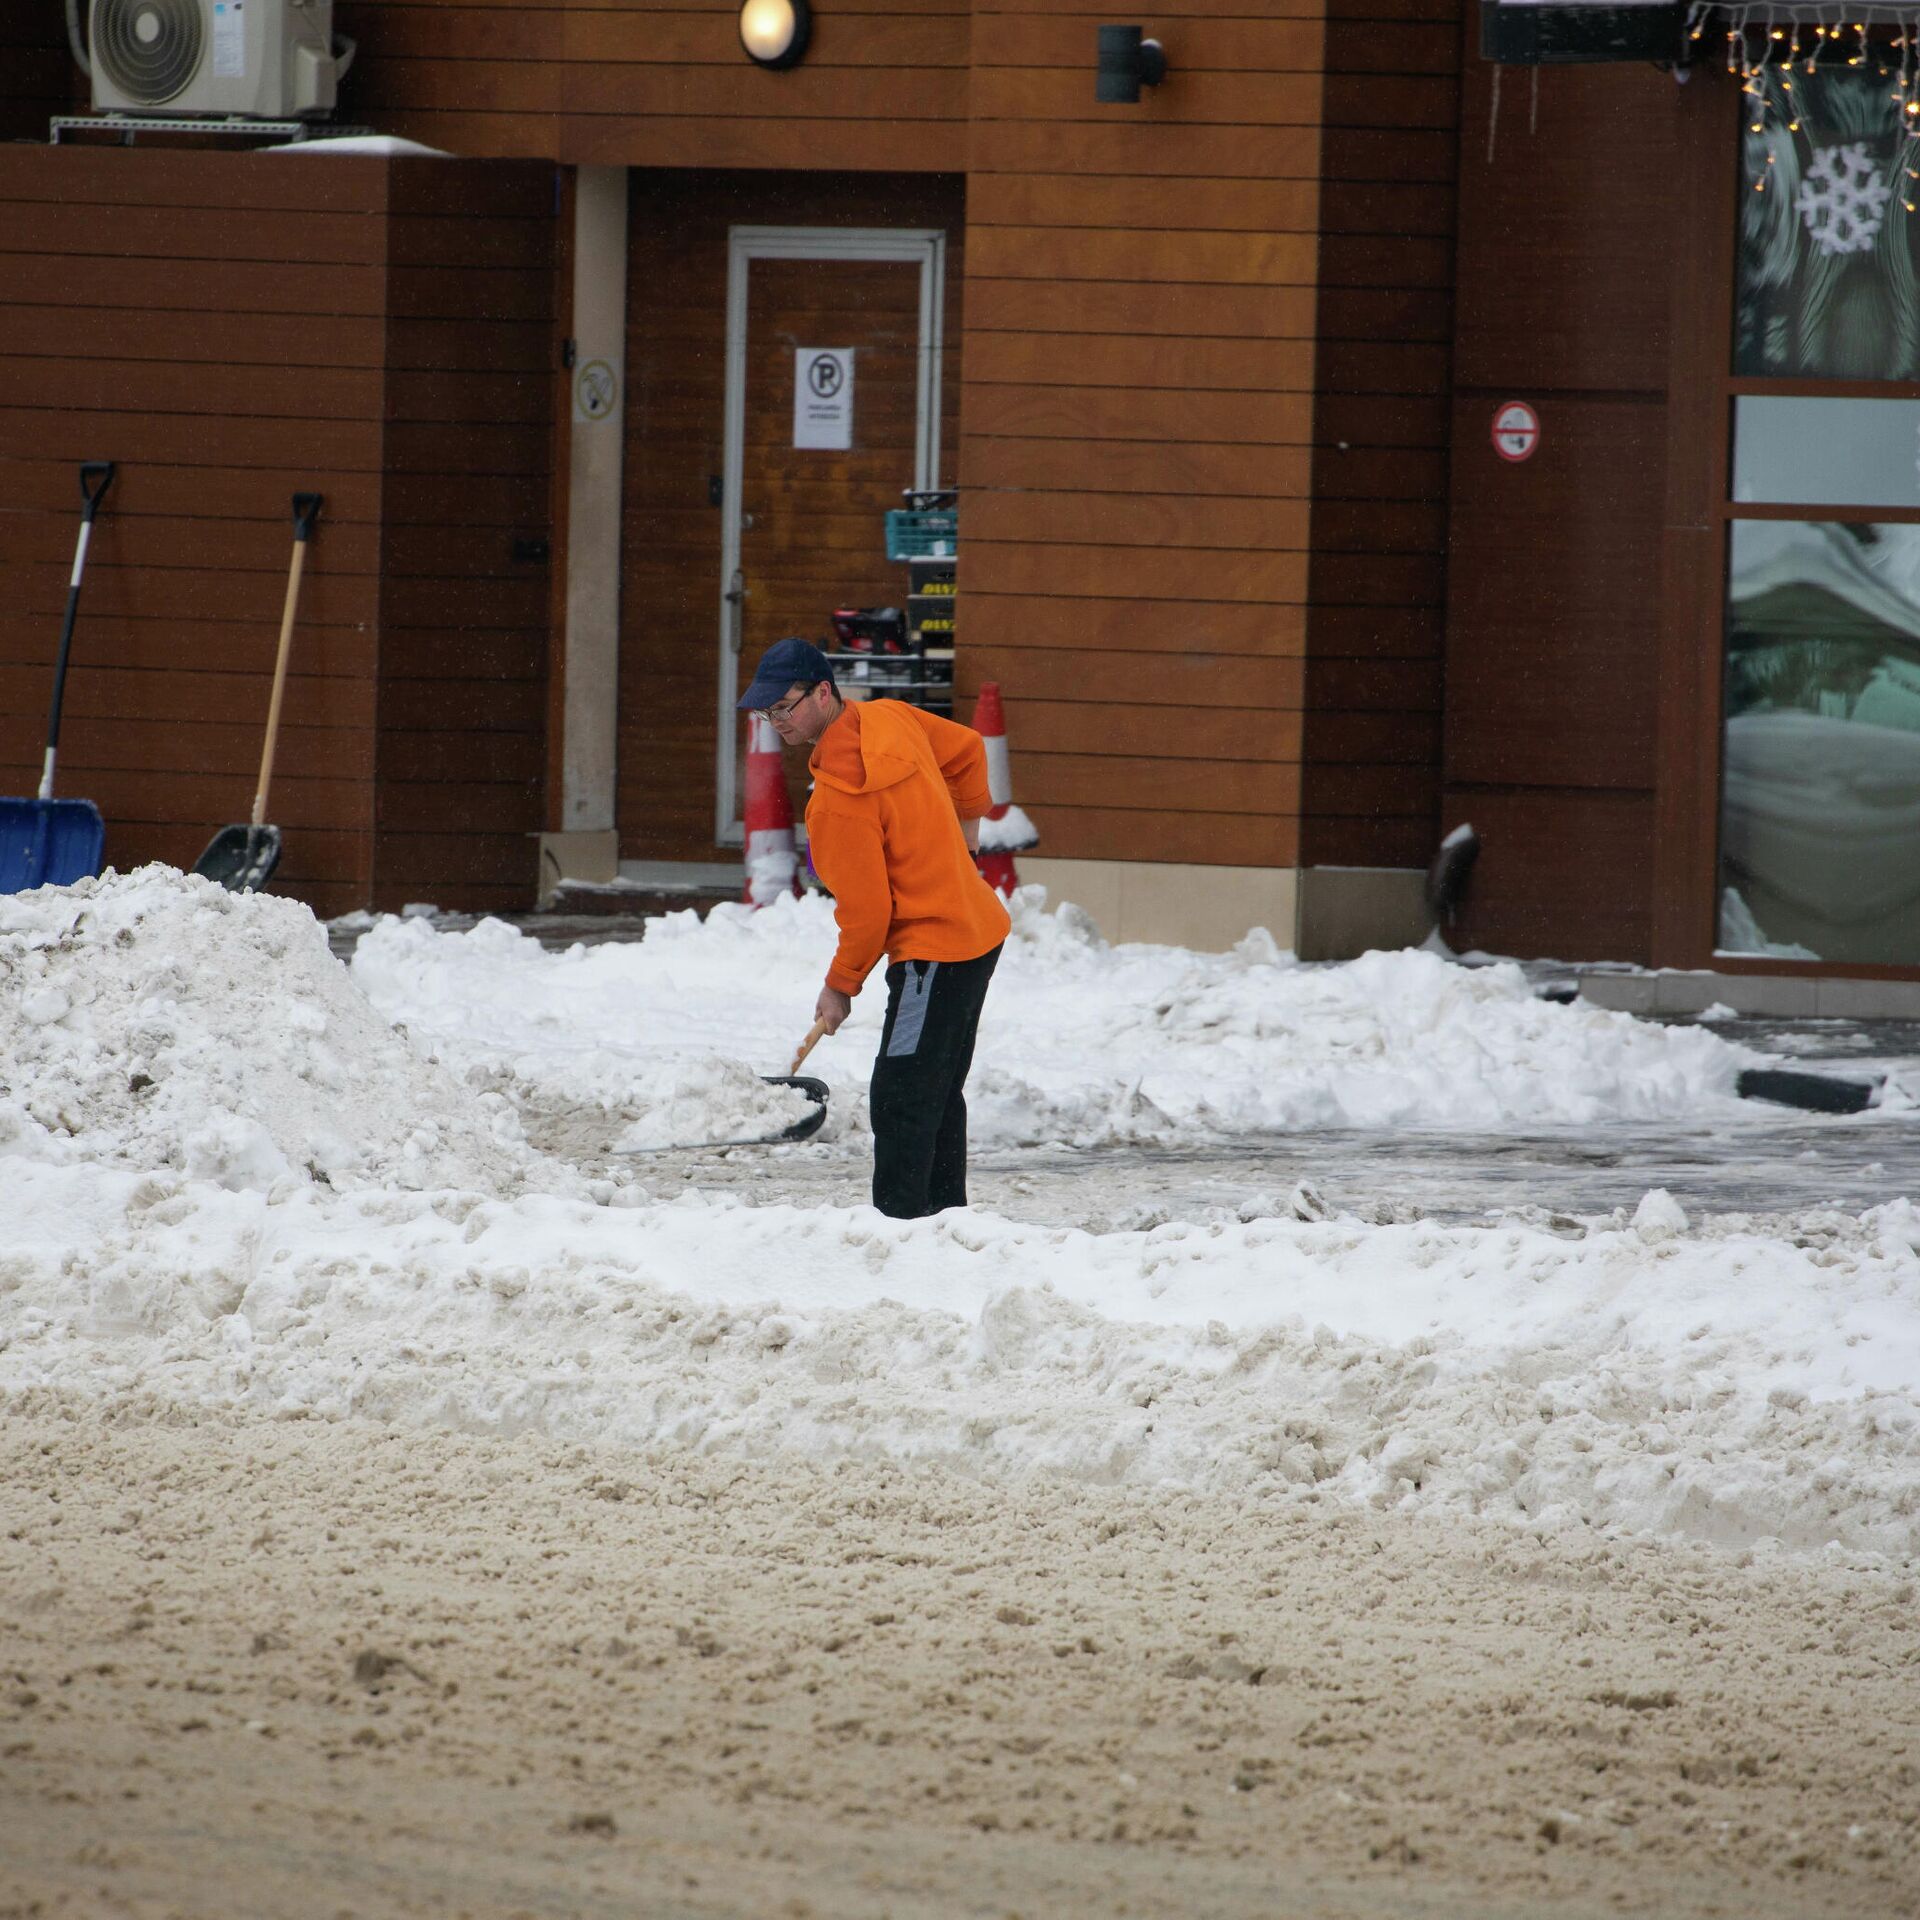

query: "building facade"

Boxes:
[2, 0, 1913, 978]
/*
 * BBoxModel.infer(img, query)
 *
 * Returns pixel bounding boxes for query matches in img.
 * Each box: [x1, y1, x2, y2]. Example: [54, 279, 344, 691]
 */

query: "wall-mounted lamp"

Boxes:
[741, 0, 811, 69]
[1095, 25, 1167, 103]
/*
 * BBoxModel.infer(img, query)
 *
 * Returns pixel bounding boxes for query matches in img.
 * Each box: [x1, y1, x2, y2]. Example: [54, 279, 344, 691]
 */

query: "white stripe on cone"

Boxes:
[970, 681, 1037, 895]
[743, 714, 801, 909]
[983, 732, 1013, 812]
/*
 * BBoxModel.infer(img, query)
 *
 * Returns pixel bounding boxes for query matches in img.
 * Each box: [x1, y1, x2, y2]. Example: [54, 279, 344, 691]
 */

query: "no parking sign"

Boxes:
[794, 347, 854, 451]
[1492, 401, 1540, 463]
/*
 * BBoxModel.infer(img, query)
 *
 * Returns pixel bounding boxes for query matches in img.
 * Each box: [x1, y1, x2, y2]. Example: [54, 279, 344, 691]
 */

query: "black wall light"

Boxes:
[1095, 25, 1167, 102]
[741, 0, 811, 69]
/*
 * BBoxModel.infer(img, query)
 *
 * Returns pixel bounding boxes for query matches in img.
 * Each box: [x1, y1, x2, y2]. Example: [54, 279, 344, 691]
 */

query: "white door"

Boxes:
[715, 226, 946, 844]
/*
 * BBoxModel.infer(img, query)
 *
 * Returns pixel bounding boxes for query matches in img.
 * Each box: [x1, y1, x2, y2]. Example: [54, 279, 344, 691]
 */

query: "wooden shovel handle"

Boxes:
[252, 495, 321, 829]
[251, 541, 304, 828]
[790, 1016, 831, 1075]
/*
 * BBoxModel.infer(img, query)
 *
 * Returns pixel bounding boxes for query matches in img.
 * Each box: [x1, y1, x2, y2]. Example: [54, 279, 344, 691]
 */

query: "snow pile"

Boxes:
[4, 1163, 1917, 1557]
[351, 889, 1755, 1146]
[978, 803, 1038, 853]
[0, 867, 547, 1195]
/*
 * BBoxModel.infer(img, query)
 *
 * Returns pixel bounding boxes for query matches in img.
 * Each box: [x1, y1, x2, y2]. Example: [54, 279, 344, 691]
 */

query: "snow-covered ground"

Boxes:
[4, 867, 1917, 1562]
[348, 887, 1756, 1145]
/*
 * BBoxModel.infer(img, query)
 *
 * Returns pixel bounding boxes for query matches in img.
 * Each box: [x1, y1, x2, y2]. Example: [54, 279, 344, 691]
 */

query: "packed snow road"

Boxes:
[529, 1106, 1919, 1226]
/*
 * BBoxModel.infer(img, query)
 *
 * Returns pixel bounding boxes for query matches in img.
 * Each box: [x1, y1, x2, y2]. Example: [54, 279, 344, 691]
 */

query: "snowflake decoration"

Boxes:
[1797, 142, 1891, 256]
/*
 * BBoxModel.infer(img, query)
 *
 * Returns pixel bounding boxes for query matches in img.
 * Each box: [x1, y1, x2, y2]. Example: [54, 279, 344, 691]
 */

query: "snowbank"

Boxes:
[0, 868, 545, 1194]
[3, 867, 1910, 1564]
[4, 1164, 1917, 1557]
[350, 889, 1754, 1145]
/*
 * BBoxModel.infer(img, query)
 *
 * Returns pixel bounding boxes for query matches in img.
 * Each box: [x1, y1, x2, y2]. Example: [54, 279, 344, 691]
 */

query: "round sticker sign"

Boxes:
[574, 358, 618, 423]
[1491, 401, 1540, 463]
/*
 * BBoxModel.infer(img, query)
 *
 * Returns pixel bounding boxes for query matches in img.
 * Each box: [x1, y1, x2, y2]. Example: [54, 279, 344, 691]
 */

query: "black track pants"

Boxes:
[869, 943, 1002, 1220]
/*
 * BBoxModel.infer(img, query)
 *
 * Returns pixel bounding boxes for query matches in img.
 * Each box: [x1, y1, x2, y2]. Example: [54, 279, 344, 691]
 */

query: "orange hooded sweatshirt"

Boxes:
[807, 699, 1013, 996]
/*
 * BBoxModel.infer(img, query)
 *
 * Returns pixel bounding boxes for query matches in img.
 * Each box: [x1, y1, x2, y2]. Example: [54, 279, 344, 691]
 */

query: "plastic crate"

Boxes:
[884, 508, 958, 561]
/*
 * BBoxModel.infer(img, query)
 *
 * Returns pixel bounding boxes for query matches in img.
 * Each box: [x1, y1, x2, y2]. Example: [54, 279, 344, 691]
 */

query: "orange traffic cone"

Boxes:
[970, 681, 1038, 897]
[742, 714, 802, 908]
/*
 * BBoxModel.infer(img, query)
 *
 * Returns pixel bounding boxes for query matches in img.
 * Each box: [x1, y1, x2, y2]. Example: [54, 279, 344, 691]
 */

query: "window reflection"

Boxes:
[1733, 396, 1920, 507]
[1719, 521, 1920, 960]
[1736, 68, 1920, 380]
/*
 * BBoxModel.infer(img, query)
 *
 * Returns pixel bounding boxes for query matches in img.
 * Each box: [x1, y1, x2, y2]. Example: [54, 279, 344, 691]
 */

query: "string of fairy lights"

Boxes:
[1688, 3, 1920, 207]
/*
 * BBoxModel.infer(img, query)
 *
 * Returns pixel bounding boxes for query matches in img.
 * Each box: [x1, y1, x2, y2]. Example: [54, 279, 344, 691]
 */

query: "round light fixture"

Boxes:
[740, 0, 811, 69]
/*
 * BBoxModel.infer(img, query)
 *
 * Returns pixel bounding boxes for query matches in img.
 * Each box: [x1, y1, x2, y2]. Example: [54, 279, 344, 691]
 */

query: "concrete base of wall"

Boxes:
[1013, 859, 1432, 958]
[537, 829, 621, 906]
[1580, 969, 1920, 1019]
[1295, 867, 1432, 962]
[1016, 858, 1294, 950]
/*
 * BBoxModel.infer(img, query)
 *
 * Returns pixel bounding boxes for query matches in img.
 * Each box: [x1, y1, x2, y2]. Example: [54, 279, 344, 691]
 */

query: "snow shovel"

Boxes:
[194, 492, 321, 893]
[0, 460, 115, 893]
[758, 1016, 832, 1142]
[619, 1022, 832, 1154]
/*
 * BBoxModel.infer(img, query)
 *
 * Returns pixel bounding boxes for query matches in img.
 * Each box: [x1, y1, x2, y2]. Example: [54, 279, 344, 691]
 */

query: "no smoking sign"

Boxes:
[1491, 401, 1540, 463]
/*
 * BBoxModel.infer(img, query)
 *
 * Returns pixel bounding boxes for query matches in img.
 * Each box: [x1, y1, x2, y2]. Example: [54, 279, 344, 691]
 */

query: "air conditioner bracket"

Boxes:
[50, 115, 372, 145]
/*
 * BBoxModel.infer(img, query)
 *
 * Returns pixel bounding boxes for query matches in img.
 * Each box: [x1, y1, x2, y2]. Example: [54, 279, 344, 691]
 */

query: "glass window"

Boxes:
[1736, 67, 1920, 380]
[1733, 395, 1920, 506]
[1718, 520, 1920, 961]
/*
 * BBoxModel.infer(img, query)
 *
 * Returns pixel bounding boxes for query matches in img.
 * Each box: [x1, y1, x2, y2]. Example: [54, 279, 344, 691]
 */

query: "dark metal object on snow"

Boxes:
[1426, 824, 1481, 923]
[1735, 1067, 1878, 1115]
[194, 822, 284, 894]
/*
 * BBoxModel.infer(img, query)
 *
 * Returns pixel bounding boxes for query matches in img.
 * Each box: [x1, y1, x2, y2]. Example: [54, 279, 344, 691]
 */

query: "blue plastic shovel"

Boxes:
[0, 462, 114, 893]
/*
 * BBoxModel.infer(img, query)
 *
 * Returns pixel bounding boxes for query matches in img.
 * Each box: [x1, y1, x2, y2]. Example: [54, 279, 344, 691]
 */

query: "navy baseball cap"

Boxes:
[738, 636, 836, 712]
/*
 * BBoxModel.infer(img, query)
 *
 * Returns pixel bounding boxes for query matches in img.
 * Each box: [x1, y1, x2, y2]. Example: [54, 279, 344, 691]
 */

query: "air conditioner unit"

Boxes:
[90, 0, 349, 117]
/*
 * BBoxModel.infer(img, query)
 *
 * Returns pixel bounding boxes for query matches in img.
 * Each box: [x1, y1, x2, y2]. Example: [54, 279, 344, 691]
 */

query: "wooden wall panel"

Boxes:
[1442, 52, 1685, 962]
[372, 159, 556, 913]
[959, 1, 1328, 867]
[0, 147, 388, 921]
[1296, 0, 1461, 875]
[0, 148, 555, 919]
[1444, 393, 1663, 791]
[333, 0, 969, 169]
[617, 171, 966, 861]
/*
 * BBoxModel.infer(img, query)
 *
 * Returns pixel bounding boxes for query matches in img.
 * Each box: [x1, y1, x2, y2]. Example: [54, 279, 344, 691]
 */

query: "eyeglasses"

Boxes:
[753, 686, 815, 723]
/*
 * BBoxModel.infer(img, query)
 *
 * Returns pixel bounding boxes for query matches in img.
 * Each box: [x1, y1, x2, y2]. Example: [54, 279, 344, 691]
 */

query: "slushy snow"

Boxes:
[4, 866, 1916, 1563]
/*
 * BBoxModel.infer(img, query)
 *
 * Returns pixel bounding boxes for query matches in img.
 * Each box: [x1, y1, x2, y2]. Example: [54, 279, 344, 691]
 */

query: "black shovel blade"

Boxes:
[1736, 1067, 1878, 1115]
[761, 1074, 829, 1142]
[193, 823, 283, 893]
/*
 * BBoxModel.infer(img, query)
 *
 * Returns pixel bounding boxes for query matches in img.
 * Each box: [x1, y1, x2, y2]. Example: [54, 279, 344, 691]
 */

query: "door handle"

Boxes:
[725, 569, 746, 651]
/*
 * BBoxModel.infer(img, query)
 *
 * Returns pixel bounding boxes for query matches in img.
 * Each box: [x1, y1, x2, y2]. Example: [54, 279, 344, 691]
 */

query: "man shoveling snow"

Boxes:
[741, 637, 1009, 1217]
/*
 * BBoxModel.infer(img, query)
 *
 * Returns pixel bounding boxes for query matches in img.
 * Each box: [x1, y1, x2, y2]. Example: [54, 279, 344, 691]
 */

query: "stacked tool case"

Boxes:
[826, 490, 956, 715]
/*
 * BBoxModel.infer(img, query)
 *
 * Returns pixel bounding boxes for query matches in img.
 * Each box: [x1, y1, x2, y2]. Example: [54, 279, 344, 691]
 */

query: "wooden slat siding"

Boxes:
[960, 4, 1332, 869]
[1294, 0, 1461, 876]
[616, 170, 966, 862]
[1440, 53, 1683, 963]
[0, 147, 390, 910]
[370, 158, 554, 914]
[330, 0, 968, 168]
